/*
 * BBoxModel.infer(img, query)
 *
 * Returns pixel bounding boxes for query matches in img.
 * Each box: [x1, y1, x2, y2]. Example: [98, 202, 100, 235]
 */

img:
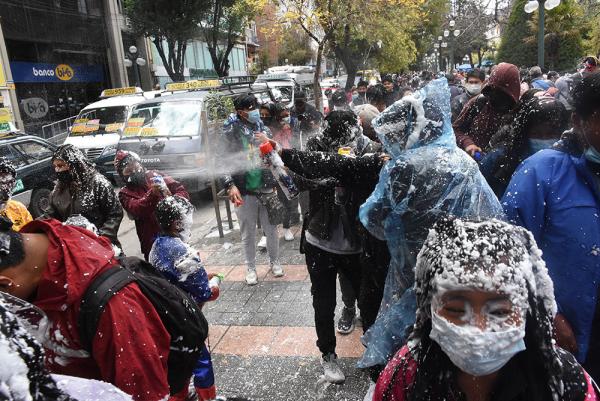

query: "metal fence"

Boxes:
[41, 116, 76, 146]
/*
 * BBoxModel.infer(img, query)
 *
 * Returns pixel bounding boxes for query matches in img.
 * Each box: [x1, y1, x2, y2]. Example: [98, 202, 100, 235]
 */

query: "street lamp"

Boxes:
[124, 45, 146, 87]
[524, 0, 561, 69]
[444, 30, 450, 37]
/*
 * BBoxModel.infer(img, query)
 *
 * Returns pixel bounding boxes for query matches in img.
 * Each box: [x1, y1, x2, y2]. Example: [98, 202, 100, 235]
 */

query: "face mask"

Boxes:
[126, 170, 146, 187]
[429, 310, 526, 376]
[56, 170, 72, 183]
[585, 146, 600, 164]
[246, 109, 261, 124]
[528, 138, 556, 154]
[465, 83, 482, 96]
[281, 116, 291, 124]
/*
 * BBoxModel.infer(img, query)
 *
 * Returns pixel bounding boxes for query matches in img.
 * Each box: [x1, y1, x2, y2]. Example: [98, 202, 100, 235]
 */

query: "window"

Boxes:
[0, 145, 27, 168]
[12, 141, 53, 164]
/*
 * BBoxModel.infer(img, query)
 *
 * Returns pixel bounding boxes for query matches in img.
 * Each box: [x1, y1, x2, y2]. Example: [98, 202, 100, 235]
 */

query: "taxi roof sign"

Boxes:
[100, 87, 143, 98]
[165, 79, 221, 92]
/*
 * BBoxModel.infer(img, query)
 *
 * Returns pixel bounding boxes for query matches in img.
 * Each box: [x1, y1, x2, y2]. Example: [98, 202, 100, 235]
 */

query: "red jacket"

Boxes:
[118, 171, 189, 260]
[453, 62, 520, 151]
[374, 345, 598, 401]
[23, 219, 172, 401]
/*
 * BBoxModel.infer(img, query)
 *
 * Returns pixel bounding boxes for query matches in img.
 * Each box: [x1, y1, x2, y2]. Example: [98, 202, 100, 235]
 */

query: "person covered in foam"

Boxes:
[358, 77, 503, 370]
[373, 217, 598, 401]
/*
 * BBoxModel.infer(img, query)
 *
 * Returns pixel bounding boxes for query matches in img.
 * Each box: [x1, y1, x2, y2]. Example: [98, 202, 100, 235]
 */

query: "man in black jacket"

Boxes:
[220, 94, 283, 285]
[270, 111, 389, 383]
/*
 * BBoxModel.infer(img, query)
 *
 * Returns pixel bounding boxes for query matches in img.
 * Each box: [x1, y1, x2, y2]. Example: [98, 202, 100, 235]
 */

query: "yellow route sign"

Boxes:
[166, 79, 220, 91]
[101, 87, 141, 97]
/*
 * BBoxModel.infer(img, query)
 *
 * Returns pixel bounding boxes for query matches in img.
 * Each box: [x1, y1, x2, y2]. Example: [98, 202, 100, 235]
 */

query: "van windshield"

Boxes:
[71, 106, 128, 136]
[125, 101, 201, 137]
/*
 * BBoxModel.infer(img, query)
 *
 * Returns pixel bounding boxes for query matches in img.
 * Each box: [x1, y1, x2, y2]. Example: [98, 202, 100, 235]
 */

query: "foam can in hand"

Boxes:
[259, 142, 299, 200]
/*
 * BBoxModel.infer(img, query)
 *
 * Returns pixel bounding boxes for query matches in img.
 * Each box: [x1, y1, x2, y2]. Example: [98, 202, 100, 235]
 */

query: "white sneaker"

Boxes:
[257, 236, 267, 249]
[271, 263, 284, 277]
[283, 228, 294, 241]
[363, 381, 376, 401]
[245, 269, 258, 285]
[321, 353, 345, 383]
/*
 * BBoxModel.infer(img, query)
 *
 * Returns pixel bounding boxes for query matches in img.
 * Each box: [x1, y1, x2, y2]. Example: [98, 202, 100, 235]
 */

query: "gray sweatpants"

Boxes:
[236, 194, 280, 271]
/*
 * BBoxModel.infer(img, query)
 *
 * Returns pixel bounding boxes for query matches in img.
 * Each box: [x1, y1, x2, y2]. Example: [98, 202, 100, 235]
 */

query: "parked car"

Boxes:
[0, 132, 57, 217]
[63, 87, 164, 182]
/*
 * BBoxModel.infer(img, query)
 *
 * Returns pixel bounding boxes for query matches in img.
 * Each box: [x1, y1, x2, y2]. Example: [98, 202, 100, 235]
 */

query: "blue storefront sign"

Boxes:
[10, 62, 104, 83]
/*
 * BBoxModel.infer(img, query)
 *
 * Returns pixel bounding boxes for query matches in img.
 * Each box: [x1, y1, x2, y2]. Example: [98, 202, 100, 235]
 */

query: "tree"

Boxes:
[199, 0, 266, 77]
[278, 26, 313, 66]
[331, 0, 424, 90]
[449, 0, 496, 68]
[278, 0, 338, 111]
[124, 0, 209, 82]
[524, 0, 586, 70]
[496, 0, 537, 67]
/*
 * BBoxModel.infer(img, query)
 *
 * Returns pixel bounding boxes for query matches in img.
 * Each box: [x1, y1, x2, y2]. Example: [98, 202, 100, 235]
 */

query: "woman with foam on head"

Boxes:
[373, 217, 598, 401]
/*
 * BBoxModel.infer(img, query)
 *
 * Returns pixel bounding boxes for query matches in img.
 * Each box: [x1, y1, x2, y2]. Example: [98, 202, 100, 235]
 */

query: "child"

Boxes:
[148, 195, 219, 401]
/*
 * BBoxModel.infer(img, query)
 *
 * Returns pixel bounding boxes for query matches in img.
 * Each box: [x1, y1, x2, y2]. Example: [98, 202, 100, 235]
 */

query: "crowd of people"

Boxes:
[0, 54, 599, 401]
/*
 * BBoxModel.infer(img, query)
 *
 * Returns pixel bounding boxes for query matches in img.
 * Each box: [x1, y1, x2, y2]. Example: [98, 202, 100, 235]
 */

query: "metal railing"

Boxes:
[41, 115, 77, 145]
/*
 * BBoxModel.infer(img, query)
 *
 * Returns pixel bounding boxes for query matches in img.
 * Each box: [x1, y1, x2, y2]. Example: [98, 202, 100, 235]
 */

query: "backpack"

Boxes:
[78, 256, 209, 395]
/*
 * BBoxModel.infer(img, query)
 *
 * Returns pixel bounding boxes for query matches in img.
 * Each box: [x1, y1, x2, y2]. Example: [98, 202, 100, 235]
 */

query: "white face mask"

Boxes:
[465, 83, 482, 96]
[429, 310, 526, 376]
[282, 116, 291, 124]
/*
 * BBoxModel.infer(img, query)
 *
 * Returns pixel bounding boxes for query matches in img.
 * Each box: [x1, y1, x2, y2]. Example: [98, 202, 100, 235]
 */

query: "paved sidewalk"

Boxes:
[194, 213, 371, 401]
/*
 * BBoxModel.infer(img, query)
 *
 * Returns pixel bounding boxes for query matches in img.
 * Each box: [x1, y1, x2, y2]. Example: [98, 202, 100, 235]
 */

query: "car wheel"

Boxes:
[29, 187, 52, 218]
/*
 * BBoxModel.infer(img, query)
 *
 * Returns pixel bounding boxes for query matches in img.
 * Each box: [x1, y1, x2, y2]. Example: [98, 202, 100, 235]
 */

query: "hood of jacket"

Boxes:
[21, 219, 117, 312]
[483, 62, 521, 105]
[372, 77, 455, 159]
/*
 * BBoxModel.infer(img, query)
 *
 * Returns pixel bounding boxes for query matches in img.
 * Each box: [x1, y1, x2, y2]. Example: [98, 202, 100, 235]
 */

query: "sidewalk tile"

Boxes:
[336, 329, 366, 358]
[269, 327, 320, 357]
[213, 326, 278, 355]
[262, 264, 309, 282]
[208, 324, 229, 348]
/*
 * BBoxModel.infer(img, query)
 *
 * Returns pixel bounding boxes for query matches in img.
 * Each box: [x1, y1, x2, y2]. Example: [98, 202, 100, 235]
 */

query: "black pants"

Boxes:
[358, 236, 390, 332]
[277, 186, 300, 229]
[584, 288, 600, 381]
[304, 241, 362, 356]
[339, 271, 357, 309]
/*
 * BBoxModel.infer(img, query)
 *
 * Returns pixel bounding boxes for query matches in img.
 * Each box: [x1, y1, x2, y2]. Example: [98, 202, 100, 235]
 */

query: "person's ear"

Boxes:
[0, 275, 15, 293]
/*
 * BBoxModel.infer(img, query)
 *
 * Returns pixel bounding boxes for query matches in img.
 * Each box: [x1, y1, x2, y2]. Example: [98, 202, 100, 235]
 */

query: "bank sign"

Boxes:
[10, 62, 104, 83]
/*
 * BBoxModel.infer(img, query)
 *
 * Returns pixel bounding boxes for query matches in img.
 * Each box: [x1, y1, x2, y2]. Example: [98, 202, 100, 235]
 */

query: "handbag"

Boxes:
[255, 191, 285, 225]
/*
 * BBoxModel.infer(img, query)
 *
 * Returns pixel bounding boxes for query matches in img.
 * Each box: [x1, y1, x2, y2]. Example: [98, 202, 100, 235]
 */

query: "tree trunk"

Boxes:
[335, 46, 357, 92]
[153, 36, 184, 82]
[314, 42, 324, 113]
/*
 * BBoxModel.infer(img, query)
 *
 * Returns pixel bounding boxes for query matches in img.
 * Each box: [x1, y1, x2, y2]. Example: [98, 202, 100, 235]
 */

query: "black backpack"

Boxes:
[78, 256, 209, 395]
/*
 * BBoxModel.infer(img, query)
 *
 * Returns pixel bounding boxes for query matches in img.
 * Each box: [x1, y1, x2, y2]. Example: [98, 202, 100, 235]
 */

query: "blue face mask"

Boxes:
[528, 138, 556, 155]
[585, 146, 600, 164]
[246, 109, 261, 124]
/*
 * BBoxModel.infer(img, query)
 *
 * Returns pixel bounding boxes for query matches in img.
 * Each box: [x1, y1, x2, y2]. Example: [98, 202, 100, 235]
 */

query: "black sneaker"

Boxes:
[336, 306, 356, 334]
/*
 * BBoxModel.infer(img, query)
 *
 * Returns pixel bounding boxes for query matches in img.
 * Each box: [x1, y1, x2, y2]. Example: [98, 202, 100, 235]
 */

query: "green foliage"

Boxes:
[205, 91, 235, 121]
[525, 0, 586, 70]
[200, 0, 265, 77]
[123, 0, 209, 82]
[278, 27, 313, 66]
[497, 0, 537, 67]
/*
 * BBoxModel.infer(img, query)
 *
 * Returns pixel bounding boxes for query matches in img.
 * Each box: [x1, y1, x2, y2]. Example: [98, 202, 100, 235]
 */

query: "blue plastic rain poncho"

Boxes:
[358, 78, 504, 368]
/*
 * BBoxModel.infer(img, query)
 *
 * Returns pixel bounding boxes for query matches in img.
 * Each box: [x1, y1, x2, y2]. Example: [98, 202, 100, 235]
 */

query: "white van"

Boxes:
[63, 87, 160, 179]
[253, 69, 329, 114]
